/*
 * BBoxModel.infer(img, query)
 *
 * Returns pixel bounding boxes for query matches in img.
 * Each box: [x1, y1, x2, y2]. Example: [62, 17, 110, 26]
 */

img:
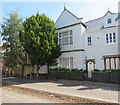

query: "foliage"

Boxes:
[19, 13, 61, 69]
[58, 68, 70, 72]
[109, 69, 120, 73]
[50, 68, 120, 73]
[50, 68, 84, 72]
[92, 69, 120, 73]
[49, 67, 69, 72]
[71, 68, 83, 72]
[92, 69, 108, 73]
[83, 70, 88, 73]
[92, 69, 100, 72]
[1, 10, 25, 68]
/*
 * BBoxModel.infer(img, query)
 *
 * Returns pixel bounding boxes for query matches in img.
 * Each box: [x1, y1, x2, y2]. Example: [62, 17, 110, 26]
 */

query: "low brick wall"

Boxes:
[57, 72, 70, 79]
[70, 72, 84, 80]
[48, 71, 85, 80]
[92, 72, 120, 84]
[110, 72, 120, 84]
[48, 72, 58, 80]
[92, 72, 110, 83]
[38, 74, 47, 80]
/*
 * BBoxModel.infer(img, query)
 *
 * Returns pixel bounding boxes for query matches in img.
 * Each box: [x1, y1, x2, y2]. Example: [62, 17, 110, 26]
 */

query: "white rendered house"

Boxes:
[55, 8, 120, 78]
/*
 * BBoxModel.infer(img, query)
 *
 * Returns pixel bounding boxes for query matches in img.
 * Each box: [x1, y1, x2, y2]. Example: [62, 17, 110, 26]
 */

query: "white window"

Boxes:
[70, 30, 73, 45]
[58, 30, 73, 46]
[116, 58, 120, 69]
[87, 37, 92, 46]
[111, 58, 115, 69]
[105, 33, 116, 44]
[63, 58, 69, 68]
[106, 58, 110, 69]
[58, 57, 73, 69]
[58, 33, 62, 45]
[59, 58, 62, 67]
[113, 33, 116, 43]
[70, 57, 73, 68]
[106, 34, 109, 43]
[107, 18, 112, 24]
[109, 33, 112, 43]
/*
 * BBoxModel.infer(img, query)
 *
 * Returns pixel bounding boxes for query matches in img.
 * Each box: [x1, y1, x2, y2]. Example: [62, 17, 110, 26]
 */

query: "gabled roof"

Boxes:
[55, 8, 83, 24]
[55, 8, 86, 29]
[115, 13, 120, 21]
[85, 10, 117, 23]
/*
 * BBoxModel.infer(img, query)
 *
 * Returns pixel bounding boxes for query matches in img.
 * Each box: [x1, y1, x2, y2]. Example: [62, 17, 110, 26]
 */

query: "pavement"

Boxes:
[2, 88, 63, 103]
[2, 76, 120, 104]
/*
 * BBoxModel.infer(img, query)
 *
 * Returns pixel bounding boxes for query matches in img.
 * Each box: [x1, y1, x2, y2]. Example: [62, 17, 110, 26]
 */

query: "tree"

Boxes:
[1, 10, 25, 74]
[19, 13, 61, 78]
[46, 38, 61, 72]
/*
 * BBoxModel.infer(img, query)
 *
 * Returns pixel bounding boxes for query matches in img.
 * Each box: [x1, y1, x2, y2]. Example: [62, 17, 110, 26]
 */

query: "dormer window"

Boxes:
[107, 18, 112, 24]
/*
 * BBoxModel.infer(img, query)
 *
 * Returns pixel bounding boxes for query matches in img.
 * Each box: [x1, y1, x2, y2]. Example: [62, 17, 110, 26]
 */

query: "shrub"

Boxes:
[49, 68, 84, 72]
[83, 70, 87, 73]
[102, 70, 110, 72]
[110, 69, 120, 73]
[93, 69, 99, 71]
[92, 69, 101, 73]
[49, 68, 59, 72]
[71, 68, 83, 72]
[58, 68, 70, 72]
[92, 69, 120, 73]
[49, 67, 70, 72]
[92, 69, 110, 73]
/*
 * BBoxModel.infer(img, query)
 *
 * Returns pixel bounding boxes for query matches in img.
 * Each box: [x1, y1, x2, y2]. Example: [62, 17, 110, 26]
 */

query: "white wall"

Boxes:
[56, 9, 119, 70]
[84, 11, 119, 70]
[55, 10, 82, 28]
[85, 11, 118, 32]
[57, 24, 84, 52]
[59, 51, 84, 69]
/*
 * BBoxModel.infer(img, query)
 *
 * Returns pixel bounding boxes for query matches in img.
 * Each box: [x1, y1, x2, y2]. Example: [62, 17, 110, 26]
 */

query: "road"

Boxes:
[2, 76, 119, 104]
[1, 87, 69, 104]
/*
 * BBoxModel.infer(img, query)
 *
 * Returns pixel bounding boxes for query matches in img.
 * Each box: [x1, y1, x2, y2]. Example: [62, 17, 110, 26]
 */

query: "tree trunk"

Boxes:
[47, 65, 49, 79]
[36, 66, 40, 79]
[30, 66, 33, 79]
[22, 65, 24, 76]
[30, 72, 32, 79]
[5, 67, 8, 76]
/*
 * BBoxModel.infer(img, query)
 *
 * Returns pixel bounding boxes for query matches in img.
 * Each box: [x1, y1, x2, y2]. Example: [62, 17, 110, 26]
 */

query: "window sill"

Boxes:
[105, 42, 117, 45]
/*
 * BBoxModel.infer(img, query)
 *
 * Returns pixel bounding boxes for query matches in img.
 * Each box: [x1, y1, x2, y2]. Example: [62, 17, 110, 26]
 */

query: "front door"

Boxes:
[87, 62, 94, 78]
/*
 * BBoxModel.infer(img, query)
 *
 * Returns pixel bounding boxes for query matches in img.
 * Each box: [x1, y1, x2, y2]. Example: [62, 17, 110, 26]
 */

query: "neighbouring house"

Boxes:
[0, 41, 3, 73]
[55, 8, 120, 78]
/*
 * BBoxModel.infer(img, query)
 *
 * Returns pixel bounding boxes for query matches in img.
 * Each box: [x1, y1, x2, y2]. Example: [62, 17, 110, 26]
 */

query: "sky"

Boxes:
[1, 0, 119, 23]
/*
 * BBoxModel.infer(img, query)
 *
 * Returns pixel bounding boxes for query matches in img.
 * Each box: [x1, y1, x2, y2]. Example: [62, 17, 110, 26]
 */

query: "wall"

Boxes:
[55, 9, 82, 28]
[59, 51, 84, 69]
[57, 24, 84, 52]
[84, 11, 119, 70]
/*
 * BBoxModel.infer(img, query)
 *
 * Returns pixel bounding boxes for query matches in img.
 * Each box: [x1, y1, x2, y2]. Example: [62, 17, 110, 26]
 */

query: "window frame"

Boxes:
[106, 34, 109, 43]
[87, 36, 92, 47]
[58, 57, 73, 69]
[107, 18, 112, 24]
[105, 32, 117, 45]
[113, 33, 116, 43]
[58, 29, 73, 47]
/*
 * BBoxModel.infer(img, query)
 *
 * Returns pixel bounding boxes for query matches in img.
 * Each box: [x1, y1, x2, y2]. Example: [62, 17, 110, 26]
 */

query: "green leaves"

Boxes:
[1, 10, 25, 68]
[20, 13, 61, 67]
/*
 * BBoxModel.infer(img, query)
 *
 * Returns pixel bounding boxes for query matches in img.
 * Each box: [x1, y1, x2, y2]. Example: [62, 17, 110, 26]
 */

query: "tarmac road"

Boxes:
[1, 87, 69, 104]
[2, 76, 119, 104]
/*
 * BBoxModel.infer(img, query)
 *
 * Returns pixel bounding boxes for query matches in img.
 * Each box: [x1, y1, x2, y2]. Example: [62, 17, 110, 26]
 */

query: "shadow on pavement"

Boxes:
[2, 74, 119, 92]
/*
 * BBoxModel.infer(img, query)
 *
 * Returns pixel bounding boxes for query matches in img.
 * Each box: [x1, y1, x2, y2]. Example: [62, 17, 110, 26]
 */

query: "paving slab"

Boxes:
[2, 76, 120, 103]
